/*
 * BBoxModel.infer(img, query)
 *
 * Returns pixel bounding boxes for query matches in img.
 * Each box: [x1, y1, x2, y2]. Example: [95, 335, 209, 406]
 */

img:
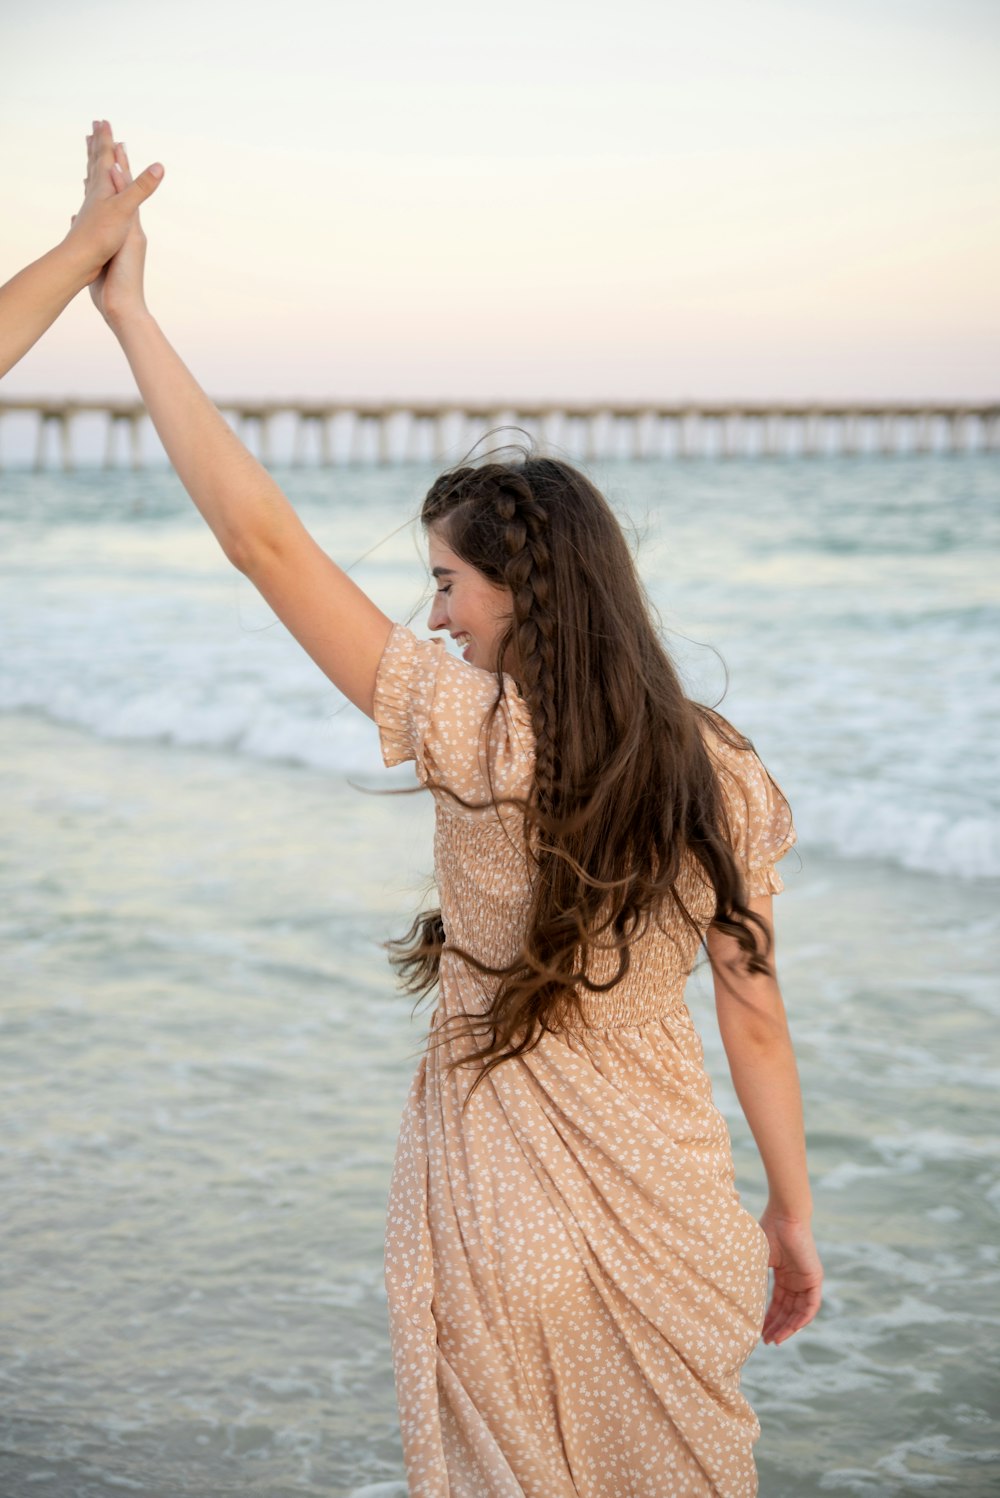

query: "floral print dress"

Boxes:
[372, 622, 797, 1497]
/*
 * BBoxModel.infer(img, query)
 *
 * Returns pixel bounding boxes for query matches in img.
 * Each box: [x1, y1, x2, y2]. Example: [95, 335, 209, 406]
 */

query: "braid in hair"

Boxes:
[494, 475, 558, 819]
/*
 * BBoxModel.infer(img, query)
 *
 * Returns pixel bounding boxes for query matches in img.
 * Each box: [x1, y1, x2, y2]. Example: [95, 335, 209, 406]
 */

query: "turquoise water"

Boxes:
[1, 455, 998, 1495]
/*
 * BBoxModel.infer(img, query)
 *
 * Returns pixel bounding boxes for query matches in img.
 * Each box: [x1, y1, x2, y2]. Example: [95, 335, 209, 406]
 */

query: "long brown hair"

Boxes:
[386, 451, 791, 1107]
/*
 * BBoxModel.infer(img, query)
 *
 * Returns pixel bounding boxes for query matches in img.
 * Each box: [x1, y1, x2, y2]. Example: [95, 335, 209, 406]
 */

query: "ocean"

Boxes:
[1, 451, 998, 1496]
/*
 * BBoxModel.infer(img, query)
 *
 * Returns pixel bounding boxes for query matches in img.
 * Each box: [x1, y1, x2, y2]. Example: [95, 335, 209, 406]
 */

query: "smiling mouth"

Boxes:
[451, 633, 472, 648]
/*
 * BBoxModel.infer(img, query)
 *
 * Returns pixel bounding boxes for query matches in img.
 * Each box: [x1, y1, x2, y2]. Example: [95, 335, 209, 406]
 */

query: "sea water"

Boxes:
[1, 453, 998, 1496]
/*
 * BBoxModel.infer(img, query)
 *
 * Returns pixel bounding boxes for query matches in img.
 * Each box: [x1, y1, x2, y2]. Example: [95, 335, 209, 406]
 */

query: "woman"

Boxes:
[91, 131, 822, 1497]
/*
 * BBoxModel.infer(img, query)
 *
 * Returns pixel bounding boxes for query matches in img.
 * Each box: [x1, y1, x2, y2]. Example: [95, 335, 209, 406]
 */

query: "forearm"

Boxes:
[111, 309, 294, 564]
[720, 1016, 814, 1220]
[0, 241, 91, 379]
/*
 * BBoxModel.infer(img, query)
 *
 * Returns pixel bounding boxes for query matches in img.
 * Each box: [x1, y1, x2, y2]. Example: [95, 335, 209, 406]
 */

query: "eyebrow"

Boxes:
[431, 567, 457, 578]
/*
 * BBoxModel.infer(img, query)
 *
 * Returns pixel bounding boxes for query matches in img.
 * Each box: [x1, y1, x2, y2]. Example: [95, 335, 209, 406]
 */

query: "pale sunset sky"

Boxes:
[2, 0, 998, 402]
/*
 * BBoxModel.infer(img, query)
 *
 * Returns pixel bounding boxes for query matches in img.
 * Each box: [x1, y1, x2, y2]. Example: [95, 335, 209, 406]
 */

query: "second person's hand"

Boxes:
[89, 142, 152, 330]
[66, 120, 163, 285]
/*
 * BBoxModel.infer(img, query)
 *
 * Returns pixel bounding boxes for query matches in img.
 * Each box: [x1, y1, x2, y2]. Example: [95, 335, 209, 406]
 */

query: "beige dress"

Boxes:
[373, 623, 797, 1498]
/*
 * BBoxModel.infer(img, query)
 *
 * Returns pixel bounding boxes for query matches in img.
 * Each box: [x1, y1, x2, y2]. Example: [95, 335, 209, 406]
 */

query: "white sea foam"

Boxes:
[4, 673, 996, 877]
[3, 457, 998, 883]
[796, 785, 1000, 879]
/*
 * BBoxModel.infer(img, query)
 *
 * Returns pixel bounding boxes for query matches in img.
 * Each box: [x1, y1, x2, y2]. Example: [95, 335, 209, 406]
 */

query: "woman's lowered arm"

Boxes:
[708, 893, 824, 1344]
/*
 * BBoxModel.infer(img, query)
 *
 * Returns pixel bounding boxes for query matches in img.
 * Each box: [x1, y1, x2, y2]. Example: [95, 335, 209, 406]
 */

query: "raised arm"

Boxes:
[0, 121, 162, 379]
[707, 895, 824, 1345]
[92, 143, 393, 720]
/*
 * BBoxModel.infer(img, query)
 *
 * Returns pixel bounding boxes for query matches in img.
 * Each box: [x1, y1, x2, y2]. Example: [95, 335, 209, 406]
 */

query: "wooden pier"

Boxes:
[1, 398, 997, 471]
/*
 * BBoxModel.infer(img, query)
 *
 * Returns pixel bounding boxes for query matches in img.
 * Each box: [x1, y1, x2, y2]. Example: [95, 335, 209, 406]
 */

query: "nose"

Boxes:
[427, 591, 448, 631]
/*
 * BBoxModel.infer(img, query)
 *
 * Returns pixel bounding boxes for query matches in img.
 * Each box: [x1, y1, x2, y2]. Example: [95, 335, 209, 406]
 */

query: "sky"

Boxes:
[2, 0, 998, 402]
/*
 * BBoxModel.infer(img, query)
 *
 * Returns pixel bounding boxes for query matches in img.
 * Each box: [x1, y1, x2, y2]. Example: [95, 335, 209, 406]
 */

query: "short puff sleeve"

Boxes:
[372, 622, 534, 804]
[703, 722, 798, 896]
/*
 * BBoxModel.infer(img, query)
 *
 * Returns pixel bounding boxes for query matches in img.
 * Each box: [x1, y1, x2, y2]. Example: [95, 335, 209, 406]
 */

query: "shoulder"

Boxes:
[696, 706, 784, 794]
[377, 621, 527, 721]
[695, 706, 757, 772]
[374, 622, 534, 790]
[695, 705, 797, 884]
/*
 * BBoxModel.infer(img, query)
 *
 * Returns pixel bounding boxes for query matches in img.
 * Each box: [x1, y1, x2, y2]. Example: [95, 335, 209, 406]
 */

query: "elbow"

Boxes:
[218, 488, 299, 576]
[224, 527, 278, 578]
[739, 1016, 788, 1052]
[224, 534, 254, 575]
[718, 1004, 790, 1053]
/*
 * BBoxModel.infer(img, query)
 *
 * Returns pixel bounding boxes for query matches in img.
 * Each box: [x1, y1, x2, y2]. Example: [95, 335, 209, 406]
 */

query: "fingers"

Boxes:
[108, 140, 164, 217]
[81, 122, 164, 220]
[93, 119, 115, 169]
[766, 1303, 799, 1344]
[761, 1281, 823, 1345]
[112, 141, 132, 192]
[84, 119, 116, 197]
[117, 160, 165, 209]
[762, 1305, 797, 1345]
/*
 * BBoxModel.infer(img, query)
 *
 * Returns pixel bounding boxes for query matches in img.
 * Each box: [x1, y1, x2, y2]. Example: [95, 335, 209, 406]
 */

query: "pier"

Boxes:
[1, 398, 997, 471]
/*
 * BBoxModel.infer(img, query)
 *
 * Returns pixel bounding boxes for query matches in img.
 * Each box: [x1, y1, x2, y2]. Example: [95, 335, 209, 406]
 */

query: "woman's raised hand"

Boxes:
[758, 1207, 824, 1345]
[67, 120, 163, 286]
[88, 140, 152, 328]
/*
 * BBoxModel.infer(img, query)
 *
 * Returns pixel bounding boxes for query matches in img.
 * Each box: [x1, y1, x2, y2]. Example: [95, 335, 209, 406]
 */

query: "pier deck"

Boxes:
[1, 398, 996, 470]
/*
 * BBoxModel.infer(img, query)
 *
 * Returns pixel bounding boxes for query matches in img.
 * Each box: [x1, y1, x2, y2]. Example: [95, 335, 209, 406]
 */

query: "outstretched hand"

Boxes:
[88, 140, 151, 328]
[65, 120, 162, 284]
[0, 119, 163, 381]
[759, 1208, 824, 1345]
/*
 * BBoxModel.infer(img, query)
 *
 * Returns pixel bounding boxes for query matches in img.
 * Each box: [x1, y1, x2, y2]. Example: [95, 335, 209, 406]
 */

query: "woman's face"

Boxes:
[426, 526, 514, 675]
